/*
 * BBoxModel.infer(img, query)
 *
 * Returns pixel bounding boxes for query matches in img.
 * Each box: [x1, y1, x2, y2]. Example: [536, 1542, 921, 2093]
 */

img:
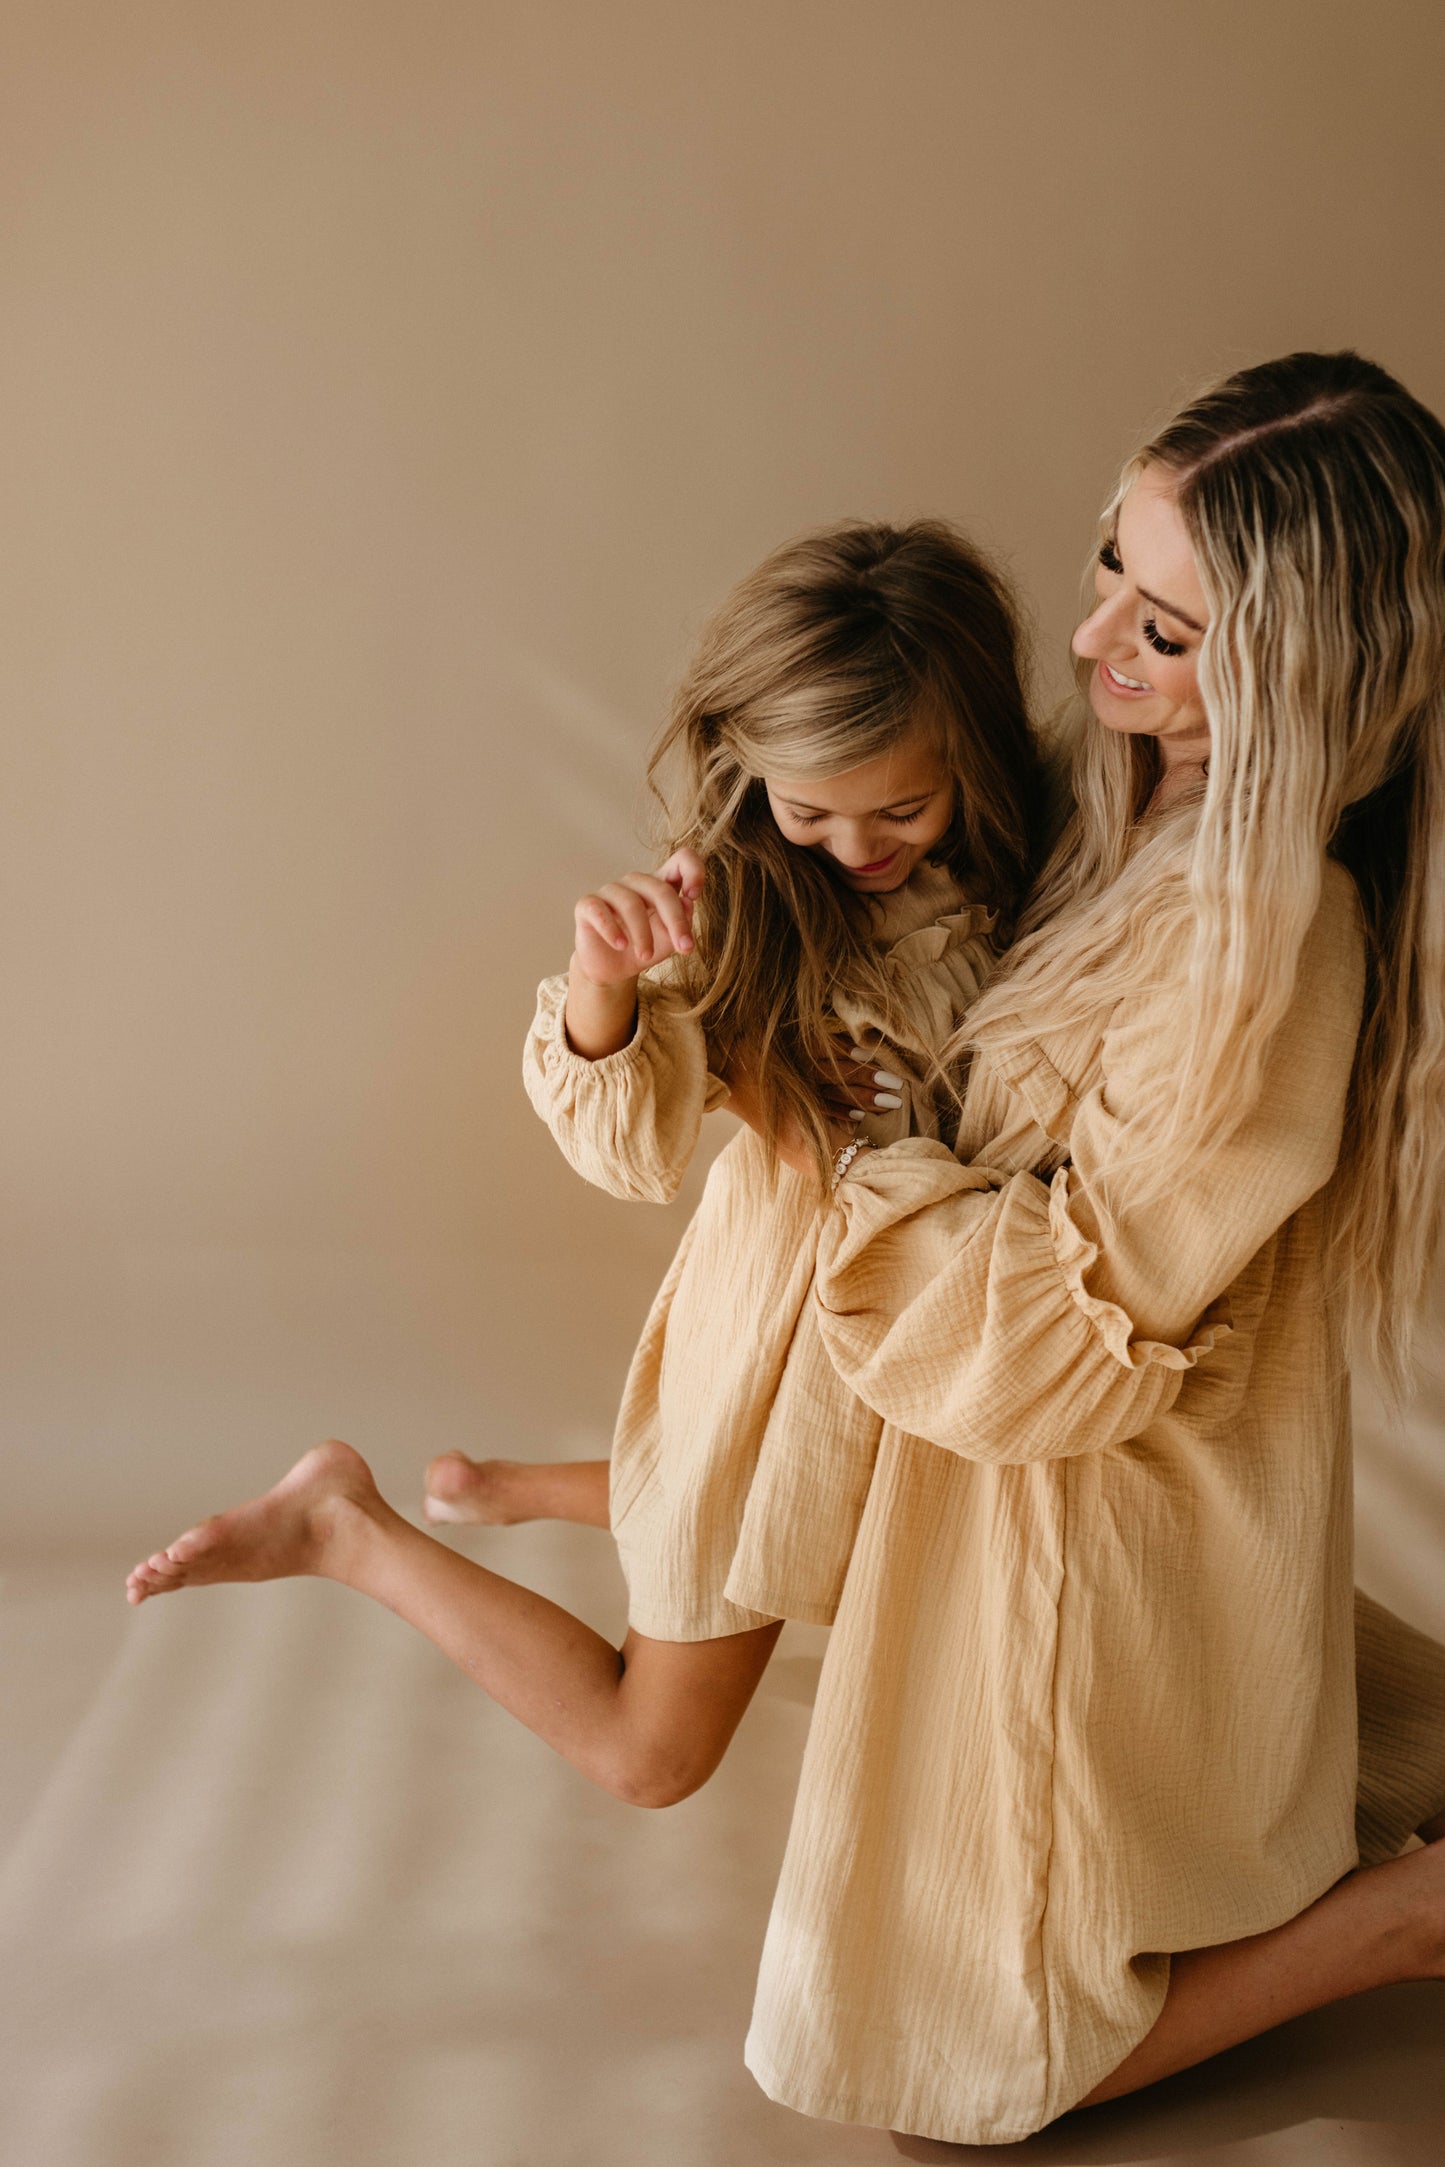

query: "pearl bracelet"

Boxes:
[831, 1137, 874, 1191]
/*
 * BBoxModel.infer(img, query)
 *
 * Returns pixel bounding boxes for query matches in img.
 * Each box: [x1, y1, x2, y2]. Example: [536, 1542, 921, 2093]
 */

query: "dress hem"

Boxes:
[744, 2039, 1058, 2148]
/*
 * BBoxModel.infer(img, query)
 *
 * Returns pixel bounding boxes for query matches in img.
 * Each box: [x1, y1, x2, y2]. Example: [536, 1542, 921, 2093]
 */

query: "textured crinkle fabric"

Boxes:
[743, 860, 1383, 2143]
[526, 853, 1445, 2146]
[521, 861, 996, 1638]
[1354, 1588, 1445, 1865]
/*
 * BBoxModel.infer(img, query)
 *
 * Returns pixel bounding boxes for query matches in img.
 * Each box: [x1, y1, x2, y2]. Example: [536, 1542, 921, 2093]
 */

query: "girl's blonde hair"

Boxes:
[963, 351, 1445, 1389]
[648, 520, 1044, 1185]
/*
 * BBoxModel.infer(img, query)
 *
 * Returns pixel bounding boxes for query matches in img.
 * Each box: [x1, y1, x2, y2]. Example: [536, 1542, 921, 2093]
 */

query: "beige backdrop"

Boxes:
[2, 0, 1443, 1631]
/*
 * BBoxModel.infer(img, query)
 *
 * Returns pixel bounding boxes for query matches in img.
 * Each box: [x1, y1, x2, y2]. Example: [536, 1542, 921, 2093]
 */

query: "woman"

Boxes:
[740, 351, 1445, 2143]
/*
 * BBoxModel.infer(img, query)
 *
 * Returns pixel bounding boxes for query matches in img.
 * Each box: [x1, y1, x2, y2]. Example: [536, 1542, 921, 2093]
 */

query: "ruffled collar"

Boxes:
[883, 906, 996, 975]
[865, 859, 971, 945]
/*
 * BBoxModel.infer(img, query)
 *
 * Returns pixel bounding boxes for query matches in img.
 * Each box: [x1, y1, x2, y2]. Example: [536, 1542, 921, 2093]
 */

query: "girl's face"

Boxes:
[764, 729, 954, 893]
[1072, 463, 1212, 765]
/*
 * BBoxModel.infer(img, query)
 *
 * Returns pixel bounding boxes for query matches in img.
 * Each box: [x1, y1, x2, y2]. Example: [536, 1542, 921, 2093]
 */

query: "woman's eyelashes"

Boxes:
[1098, 539, 1189, 657]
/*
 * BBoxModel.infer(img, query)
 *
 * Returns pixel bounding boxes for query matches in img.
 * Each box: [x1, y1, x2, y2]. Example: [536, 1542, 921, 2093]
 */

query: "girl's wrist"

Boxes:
[567, 953, 640, 997]
[564, 958, 640, 1059]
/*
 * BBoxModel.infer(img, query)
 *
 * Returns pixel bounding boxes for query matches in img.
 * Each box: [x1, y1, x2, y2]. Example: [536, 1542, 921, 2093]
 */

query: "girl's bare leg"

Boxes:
[1078, 1837, 1445, 2109]
[424, 1454, 610, 1529]
[125, 1439, 781, 1808]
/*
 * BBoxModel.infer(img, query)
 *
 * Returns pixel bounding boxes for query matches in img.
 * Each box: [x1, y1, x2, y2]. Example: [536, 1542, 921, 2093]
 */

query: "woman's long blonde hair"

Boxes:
[648, 520, 1044, 1185]
[963, 351, 1445, 1388]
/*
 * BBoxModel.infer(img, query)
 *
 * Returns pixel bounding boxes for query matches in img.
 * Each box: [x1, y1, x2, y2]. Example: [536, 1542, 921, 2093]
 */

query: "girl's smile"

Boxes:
[764, 730, 954, 892]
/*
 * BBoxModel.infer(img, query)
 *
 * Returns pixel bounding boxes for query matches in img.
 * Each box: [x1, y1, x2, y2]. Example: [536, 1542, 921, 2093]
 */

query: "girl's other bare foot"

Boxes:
[125, 1439, 380, 1606]
[423, 1453, 530, 1526]
[423, 1455, 612, 1530]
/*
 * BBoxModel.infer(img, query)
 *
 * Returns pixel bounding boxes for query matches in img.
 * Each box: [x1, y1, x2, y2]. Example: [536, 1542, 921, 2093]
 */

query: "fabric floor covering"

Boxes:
[1, 1522, 1442, 2167]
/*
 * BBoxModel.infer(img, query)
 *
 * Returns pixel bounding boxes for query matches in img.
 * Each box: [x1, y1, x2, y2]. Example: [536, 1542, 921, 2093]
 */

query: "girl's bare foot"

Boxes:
[124, 1439, 381, 1606]
[423, 1452, 530, 1526]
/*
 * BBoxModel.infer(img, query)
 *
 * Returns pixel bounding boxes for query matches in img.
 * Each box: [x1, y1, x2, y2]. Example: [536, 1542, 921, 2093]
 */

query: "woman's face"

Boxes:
[764, 729, 954, 894]
[1072, 464, 1212, 764]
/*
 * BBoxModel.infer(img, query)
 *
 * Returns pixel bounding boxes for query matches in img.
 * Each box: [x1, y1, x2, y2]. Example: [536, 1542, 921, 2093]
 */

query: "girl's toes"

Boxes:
[425, 1451, 473, 1496]
[423, 1497, 466, 1525]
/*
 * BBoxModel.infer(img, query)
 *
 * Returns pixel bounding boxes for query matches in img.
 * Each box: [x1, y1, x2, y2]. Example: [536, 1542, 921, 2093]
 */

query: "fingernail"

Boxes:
[848, 1109, 865, 1123]
[848, 1045, 872, 1060]
[873, 1070, 904, 1089]
[874, 1092, 903, 1110]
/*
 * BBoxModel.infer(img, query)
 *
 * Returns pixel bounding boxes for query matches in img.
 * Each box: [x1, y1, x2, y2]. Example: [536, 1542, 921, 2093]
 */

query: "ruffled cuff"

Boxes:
[522, 971, 723, 1203]
[531, 970, 650, 1078]
[1047, 1164, 1235, 1372]
[819, 1143, 1223, 1464]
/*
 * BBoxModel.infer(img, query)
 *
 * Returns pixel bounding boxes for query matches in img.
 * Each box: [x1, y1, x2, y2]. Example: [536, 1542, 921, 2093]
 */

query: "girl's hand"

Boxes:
[572, 849, 707, 988]
[818, 1030, 908, 1126]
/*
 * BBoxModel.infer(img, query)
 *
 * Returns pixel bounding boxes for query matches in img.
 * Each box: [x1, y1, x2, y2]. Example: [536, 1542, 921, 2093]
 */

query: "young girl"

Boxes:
[124, 519, 1045, 1808]
[432, 519, 1046, 1635]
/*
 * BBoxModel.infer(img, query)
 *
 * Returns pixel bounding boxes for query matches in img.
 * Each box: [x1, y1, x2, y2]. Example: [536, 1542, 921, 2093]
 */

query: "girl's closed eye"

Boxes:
[791, 804, 930, 829]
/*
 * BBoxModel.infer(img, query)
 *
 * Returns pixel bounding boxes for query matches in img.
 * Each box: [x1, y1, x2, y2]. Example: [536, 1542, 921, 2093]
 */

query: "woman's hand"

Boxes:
[818, 1030, 908, 1126]
[572, 849, 706, 987]
[720, 1043, 856, 1181]
[565, 849, 705, 1060]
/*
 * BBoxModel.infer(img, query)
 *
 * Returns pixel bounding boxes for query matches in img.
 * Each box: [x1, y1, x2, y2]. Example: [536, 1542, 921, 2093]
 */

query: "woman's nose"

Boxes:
[1073, 593, 1125, 661]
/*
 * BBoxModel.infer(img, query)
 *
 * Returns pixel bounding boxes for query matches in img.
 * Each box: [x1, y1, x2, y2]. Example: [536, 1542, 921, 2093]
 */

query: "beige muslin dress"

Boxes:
[522, 859, 996, 1638]
[525, 848, 1445, 2147]
[741, 856, 1444, 2144]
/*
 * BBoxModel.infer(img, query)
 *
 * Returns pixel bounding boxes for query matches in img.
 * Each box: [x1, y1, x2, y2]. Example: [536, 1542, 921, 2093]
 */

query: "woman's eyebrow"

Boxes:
[1138, 585, 1206, 634]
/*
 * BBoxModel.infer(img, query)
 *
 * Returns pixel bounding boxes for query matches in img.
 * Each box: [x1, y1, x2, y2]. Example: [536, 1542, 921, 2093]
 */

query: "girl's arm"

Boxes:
[563, 848, 705, 1058]
[810, 866, 1366, 1464]
[524, 850, 730, 1203]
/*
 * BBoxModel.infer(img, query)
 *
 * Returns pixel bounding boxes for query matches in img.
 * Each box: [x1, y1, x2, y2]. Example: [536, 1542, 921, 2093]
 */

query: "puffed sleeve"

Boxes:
[522, 969, 731, 1203]
[813, 864, 1365, 1463]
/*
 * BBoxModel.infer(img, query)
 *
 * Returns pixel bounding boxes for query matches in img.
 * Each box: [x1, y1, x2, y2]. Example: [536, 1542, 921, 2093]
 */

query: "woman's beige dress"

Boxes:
[526, 854, 1445, 2145]
[743, 858, 1442, 2142]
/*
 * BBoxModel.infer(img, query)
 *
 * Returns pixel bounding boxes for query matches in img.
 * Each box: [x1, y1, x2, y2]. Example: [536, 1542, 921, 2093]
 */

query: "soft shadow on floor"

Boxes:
[6, 1560, 1441, 2167]
[892, 1982, 1445, 2163]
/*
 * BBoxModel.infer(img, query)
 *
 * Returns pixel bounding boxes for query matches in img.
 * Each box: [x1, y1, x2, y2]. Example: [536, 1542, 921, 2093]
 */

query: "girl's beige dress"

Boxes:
[527, 854, 1445, 2146]
[523, 859, 995, 1640]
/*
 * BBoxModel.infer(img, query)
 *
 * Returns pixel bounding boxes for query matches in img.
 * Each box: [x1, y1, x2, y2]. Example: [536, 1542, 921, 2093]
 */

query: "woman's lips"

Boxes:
[844, 851, 900, 875]
[1099, 659, 1153, 696]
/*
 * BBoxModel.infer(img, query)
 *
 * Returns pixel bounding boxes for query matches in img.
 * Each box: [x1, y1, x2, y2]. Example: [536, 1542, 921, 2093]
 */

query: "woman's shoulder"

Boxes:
[982, 857, 1365, 1129]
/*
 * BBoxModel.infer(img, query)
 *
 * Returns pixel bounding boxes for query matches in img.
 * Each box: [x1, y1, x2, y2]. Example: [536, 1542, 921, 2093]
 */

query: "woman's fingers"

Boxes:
[820, 1091, 869, 1123]
[822, 1036, 909, 1112]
